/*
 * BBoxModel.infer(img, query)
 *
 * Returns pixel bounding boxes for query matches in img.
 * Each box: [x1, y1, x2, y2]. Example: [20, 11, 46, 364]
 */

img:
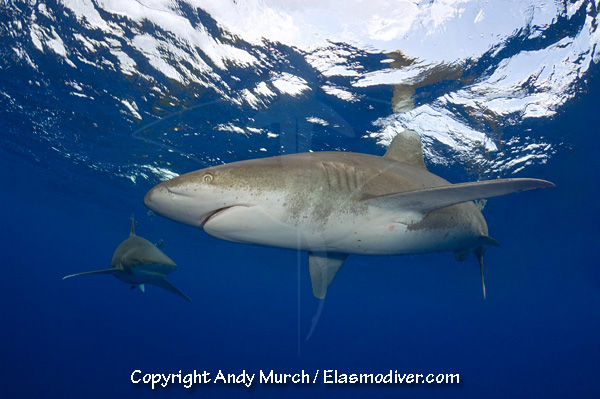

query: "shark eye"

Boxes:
[202, 173, 214, 183]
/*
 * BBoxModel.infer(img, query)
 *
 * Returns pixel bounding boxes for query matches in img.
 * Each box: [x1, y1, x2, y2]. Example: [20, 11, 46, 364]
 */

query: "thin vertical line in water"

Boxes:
[295, 116, 302, 358]
[297, 249, 301, 358]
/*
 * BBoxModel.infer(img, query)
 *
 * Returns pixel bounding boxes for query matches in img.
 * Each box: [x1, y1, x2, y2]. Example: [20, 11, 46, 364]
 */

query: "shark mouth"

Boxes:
[199, 205, 249, 227]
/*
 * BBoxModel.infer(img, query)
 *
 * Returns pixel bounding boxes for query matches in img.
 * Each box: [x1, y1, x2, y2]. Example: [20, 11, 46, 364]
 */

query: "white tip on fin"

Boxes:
[63, 269, 118, 280]
[152, 279, 192, 302]
[139, 283, 145, 293]
[308, 252, 348, 299]
[362, 178, 555, 224]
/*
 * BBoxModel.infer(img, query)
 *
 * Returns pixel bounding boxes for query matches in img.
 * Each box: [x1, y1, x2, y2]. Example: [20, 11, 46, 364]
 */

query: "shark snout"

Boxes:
[144, 183, 187, 222]
[144, 180, 223, 228]
[143, 184, 167, 209]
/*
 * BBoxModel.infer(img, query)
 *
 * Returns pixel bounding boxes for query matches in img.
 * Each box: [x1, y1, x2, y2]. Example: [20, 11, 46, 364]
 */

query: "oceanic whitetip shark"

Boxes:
[63, 217, 191, 302]
[144, 130, 554, 299]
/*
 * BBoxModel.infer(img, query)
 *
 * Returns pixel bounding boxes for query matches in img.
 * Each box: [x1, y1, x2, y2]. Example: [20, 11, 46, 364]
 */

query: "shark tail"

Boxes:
[474, 246, 487, 300]
[63, 269, 118, 280]
[474, 235, 499, 300]
[453, 235, 499, 299]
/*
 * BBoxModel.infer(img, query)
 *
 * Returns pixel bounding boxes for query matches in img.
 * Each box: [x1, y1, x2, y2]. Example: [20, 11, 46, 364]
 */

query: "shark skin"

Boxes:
[63, 217, 191, 302]
[144, 130, 554, 299]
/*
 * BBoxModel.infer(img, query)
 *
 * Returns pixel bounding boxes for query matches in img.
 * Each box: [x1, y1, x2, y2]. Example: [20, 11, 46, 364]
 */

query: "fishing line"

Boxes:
[131, 100, 222, 168]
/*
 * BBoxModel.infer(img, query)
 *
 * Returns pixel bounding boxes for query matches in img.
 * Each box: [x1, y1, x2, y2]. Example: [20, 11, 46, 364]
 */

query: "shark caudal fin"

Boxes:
[475, 235, 500, 300]
[152, 278, 192, 302]
[63, 269, 119, 280]
[474, 246, 487, 300]
[454, 236, 499, 299]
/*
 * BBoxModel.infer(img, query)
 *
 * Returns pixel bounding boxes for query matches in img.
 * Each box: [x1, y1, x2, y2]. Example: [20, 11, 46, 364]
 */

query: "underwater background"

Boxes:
[1, 1, 599, 397]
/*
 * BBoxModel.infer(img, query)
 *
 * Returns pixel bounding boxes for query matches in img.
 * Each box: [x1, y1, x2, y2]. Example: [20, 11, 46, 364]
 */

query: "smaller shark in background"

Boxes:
[63, 217, 191, 302]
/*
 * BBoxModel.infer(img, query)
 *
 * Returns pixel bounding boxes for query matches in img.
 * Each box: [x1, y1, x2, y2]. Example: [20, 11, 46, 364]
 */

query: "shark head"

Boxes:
[145, 167, 241, 228]
[144, 158, 290, 232]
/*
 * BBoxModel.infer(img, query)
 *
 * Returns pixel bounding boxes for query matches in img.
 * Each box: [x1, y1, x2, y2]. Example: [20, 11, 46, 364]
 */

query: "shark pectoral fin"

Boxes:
[362, 178, 555, 220]
[152, 279, 192, 302]
[308, 252, 348, 299]
[63, 269, 118, 280]
[139, 283, 146, 293]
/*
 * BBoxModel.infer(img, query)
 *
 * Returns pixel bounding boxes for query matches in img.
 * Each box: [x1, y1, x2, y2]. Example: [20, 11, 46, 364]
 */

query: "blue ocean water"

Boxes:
[1, 1, 599, 398]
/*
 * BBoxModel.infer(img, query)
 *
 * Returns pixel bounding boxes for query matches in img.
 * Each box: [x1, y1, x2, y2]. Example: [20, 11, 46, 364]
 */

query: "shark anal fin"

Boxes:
[152, 279, 192, 302]
[63, 269, 119, 280]
[362, 178, 555, 224]
[308, 252, 348, 299]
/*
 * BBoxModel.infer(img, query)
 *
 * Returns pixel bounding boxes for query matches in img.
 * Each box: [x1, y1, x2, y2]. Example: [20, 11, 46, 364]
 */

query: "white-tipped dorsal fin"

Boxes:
[362, 178, 555, 225]
[383, 130, 427, 170]
[308, 252, 348, 299]
[130, 215, 136, 236]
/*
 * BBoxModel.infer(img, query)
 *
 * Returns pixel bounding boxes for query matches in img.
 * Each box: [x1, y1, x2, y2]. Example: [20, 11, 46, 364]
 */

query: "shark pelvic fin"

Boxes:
[152, 278, 192, 302]
[453, 250, 470, 262]
[63, 269, 119, 280]
[362, 178, 555, 225]
[474, 246, 487, 300]
[139, 283, 146, 293]
[308, 252, 348, 299]
[383, 130, 427, 170]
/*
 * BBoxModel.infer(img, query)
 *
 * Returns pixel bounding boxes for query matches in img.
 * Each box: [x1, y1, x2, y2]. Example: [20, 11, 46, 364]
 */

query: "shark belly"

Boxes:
[112, 264, 173, 285]
[202, 199, 481, 255]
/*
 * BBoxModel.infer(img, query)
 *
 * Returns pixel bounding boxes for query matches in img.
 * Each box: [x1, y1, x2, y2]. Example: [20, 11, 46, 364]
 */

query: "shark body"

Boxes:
[63, 218, 191, 302]
[144, 130, 554, 298]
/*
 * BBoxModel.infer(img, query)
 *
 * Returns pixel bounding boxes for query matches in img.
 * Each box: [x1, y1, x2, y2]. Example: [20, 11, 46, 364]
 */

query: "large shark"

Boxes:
[144, 130, 554, 299]
[63, 217, 191, 302]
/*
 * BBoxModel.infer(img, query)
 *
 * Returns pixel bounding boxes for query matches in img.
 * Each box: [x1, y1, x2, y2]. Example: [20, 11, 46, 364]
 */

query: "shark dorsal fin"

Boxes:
[130, 215, 136, 236]
[383, 130, 427, 170]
